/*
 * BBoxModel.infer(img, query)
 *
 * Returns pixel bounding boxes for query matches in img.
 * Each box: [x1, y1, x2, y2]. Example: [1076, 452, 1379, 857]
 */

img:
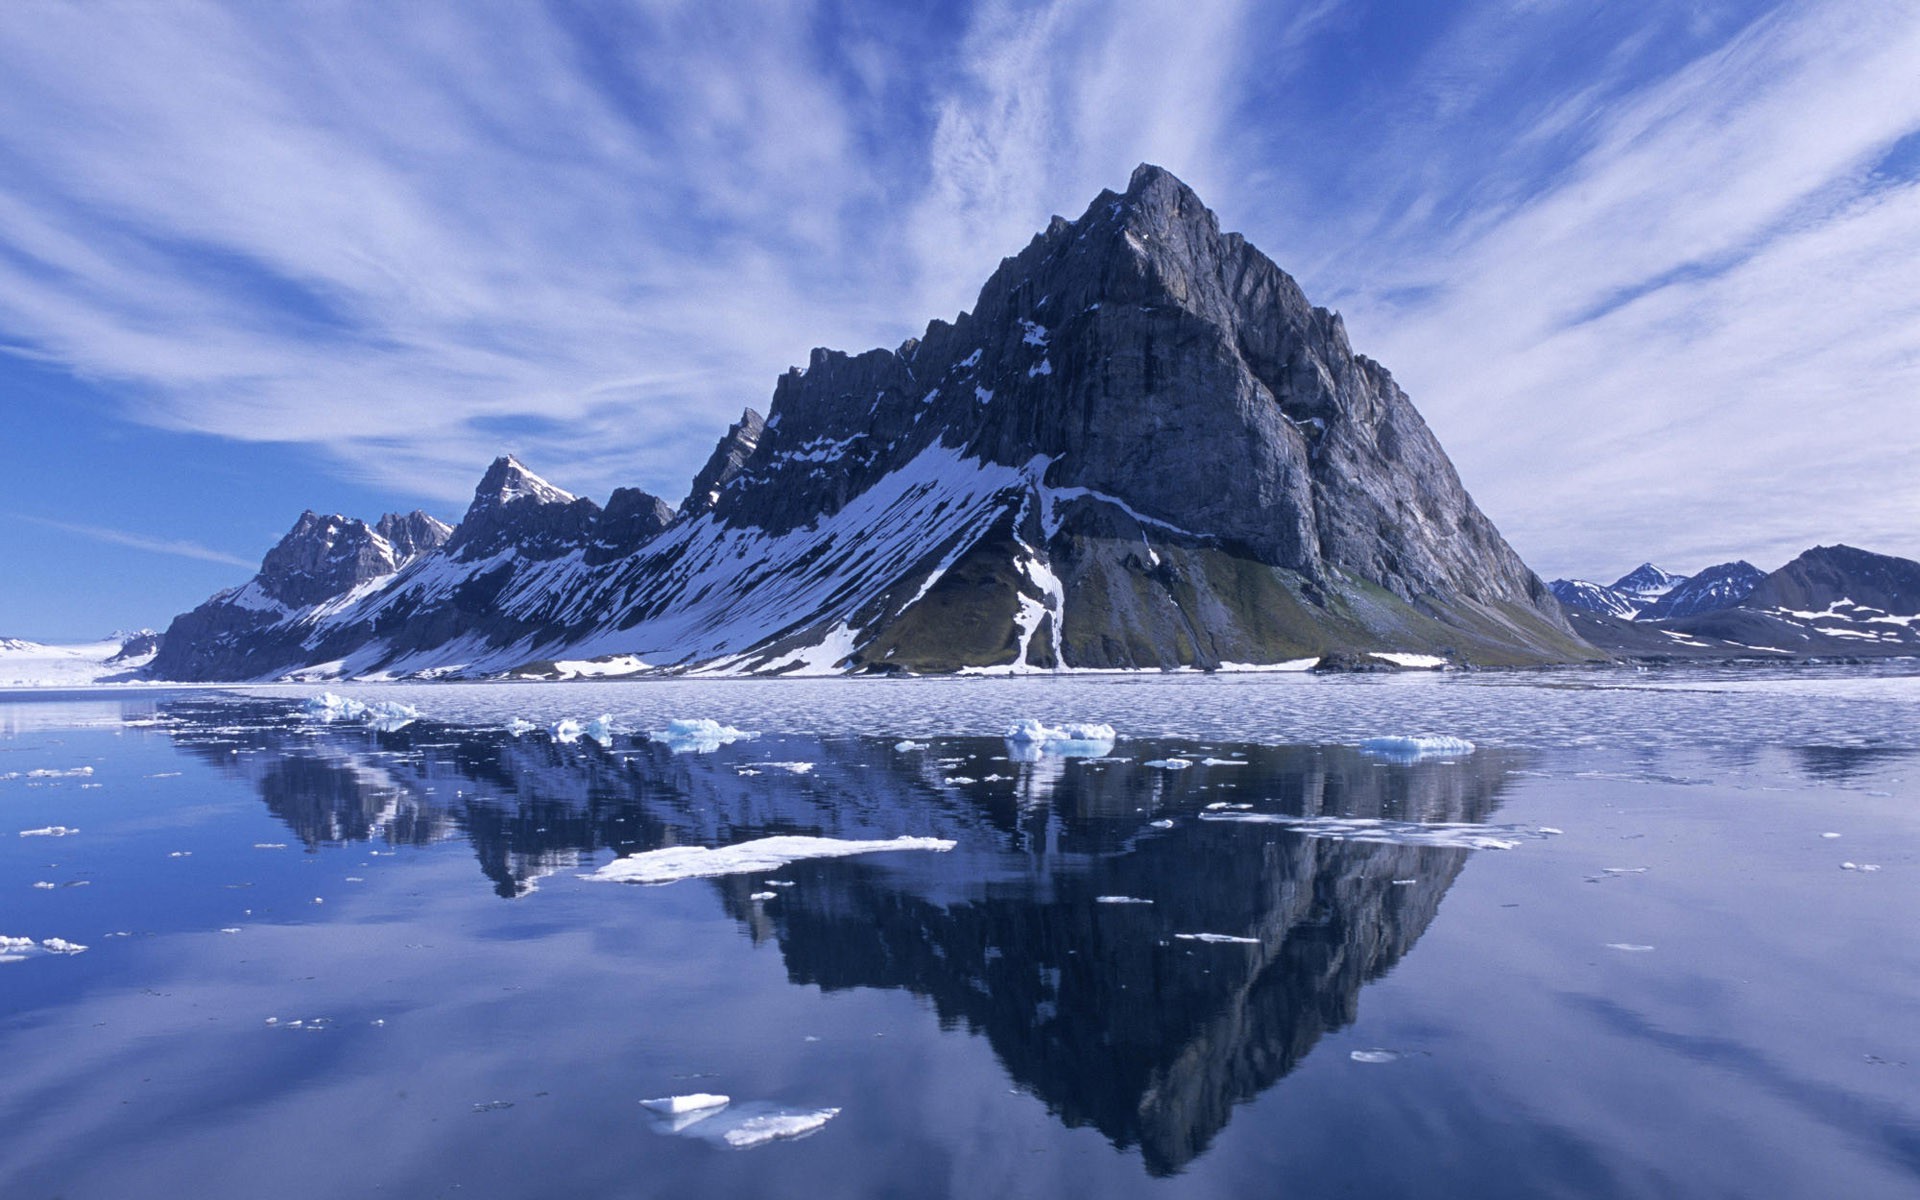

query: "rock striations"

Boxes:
[152, 165, 1594, 681]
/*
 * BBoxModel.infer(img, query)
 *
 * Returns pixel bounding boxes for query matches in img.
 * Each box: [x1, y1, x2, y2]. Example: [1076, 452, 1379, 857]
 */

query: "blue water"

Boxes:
[2, 673, 1916, 1198]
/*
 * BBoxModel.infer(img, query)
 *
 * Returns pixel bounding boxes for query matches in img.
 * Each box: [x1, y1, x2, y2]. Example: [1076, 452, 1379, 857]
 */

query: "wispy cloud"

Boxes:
[13, 515, 256, 569]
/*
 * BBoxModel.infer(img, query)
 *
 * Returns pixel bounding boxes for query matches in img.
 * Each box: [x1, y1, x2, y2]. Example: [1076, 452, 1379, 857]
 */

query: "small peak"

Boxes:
[1124, 163, 1197, 208]
[473, 455, 576, 508]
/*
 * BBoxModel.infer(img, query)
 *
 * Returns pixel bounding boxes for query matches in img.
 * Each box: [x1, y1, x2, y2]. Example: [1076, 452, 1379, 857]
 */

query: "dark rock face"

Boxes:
[679, 408, 765, 517]
[108, 630, 163, 662]
[1637, 561, 1764, 619]
[1744, 545, 1920, 615]
[445, 457, 601, 562]
[585, 487, 675, 566]
[151, 164, 1597, 681]
[1610, 562, 1687, 601]
[375, 511, 453, 560]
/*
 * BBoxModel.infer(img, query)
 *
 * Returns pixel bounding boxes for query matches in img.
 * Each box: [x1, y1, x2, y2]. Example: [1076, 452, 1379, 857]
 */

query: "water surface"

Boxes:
[3, 672, 1916, 1197]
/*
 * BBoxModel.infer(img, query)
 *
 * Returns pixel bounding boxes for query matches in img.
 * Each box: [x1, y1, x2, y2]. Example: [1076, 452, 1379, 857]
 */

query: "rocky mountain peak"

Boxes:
[374, 510, 453, 560]
[680, 408, 766, 517]
[1745, 544, 1920, 615]
[257, 511, 406, 607]
[448, 456, 599, 562]
[470, 455, 577, 511]
[1610, 563, 1687, 598]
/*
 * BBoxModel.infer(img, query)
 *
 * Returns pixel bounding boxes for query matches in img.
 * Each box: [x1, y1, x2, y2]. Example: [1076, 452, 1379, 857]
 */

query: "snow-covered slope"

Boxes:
[1548, 578, 1637, 619]
[0, 632, 160, 688]
[152, 165, 1594, 681]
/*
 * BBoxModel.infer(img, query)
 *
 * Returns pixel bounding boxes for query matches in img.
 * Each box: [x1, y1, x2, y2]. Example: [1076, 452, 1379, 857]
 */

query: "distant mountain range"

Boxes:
[147, 165, 1595, 682]
[1553, 545, 1920, 659]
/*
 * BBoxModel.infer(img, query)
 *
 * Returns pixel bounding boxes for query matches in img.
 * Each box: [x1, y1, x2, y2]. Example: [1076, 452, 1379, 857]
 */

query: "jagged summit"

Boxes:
[152, 165, 1596, 681]
[471, 455, 577, 509]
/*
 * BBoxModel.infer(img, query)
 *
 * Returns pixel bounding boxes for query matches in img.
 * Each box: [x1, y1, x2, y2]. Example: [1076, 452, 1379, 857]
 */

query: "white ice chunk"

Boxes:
[1369, 652, 1449, 668]
[750, 891, 777, 902]
[25, 766, 93, 778]
[583, 714, 616, 746]
[719, 1107, 840, 1148]
[641, 1093, 730, 1115]
[1841, 862, 1882, 872]
[550, 718, 583, 744]
[1148, 819, 1174, 829]
[894, 741, 928, 752]
[1357, 735, 1476, 760]
[303, 692, 421, 731]
[1174, 932, 1260, 945]
[1095, 896, 1153, 905]
[19, 826, 78, 838]
[587, 835, 956, 885]
[1142, 759, 1191, 770]
[505, 718, 537, 737]
[1004, 720, 1116, 758]
[742, 762, 813, 775]
[1604, 943, 1655, 952]
[1198, 758, 1248, 766]
[1350, 1049, 1401, 1064]
[649, 718, 758, 753]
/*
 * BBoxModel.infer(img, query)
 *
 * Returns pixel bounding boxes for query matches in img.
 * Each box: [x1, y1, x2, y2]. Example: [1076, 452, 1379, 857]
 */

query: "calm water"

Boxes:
[2, 671, 1917, 1198]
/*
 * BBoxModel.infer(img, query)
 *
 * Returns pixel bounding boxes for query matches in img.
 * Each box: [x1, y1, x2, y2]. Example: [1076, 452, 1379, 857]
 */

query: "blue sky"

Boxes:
[1, 0, 1916, 639]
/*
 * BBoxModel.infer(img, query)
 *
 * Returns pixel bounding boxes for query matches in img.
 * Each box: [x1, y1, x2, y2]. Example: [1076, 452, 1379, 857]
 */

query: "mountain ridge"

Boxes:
[150, 165, 1595, 681]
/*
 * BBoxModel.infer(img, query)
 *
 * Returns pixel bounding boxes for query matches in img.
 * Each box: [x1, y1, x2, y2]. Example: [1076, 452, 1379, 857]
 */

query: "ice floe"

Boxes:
[1357, 735, 1476, 760]
[1175, 932, 1261, 945]
[641, 1093, 730, 1115]
[647, 1098, 841, 1148]
[741, 762, 813, 775]
[504, 718, 538, 737]
[893, 741, 928, 752]
[19, 826, 78, 838]
[1004, 720, 1116, 758]
[1095, 896, 1153, 905]
[587, 835, 956, 885]
[1198, 812, 1555, 850]
[1604, 943, 1655, 953]
[1142, 758, 1192, 770]
[24, 766, 94, 779]
[1198, 758, 1247, 767]
[303, 692, 422, 732]
[649, 718, 758, 753]
[1841, 862, 1882, 872]
[1349, 1049, 1402, 1064]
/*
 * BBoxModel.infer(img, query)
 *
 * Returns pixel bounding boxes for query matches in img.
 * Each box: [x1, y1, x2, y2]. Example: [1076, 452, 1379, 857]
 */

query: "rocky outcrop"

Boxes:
[1743, 545, 1919, 615]
[152, 165, 1597, 681]
[679, 408, 764, 517]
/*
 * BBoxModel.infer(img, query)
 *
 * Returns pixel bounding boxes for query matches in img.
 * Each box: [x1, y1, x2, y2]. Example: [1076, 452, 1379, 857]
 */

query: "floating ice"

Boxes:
[32, 881, 54, 889]
[1148, 819, 1174, 829]
[583, 714, 616, 746]
[894, 741, 928, 752]
[1821, 832, 1842, 839]
[649, 718, 758, 753]
[1096, 896, 1153, 905]
[26, 766, 93, 778]
[19, 826, 78, 838]
[750, 891, 777, 901]
[303, 692, 422, 731]
[641, 1093, 730, 1115]
[1198, 758, 1247, 767]
[1142, 758, 1191, 770]
[1841, 862, 1882, 872]
[720, 1107, 840, 1148]
[1175, 932, 1260, 945]
[253, 843, 288, 850]
[1357, 735, 1476, 760]
[1004, 720, 1116, 759]
[1199, 812, 1550, 850]
[505, 718, 538, 737]
[743, 762, 813, 775]
[587, 835, 956, 885]
[1350, 1049, 1401, 1064]
[1605, 943, 1655, 953]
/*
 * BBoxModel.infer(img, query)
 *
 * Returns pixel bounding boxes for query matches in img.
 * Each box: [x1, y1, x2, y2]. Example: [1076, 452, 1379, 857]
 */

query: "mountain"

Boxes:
[150, 164, 1593, 681]
[1548, 578, 1637, 619]
[1567, 545, 1920, 660]
[1636, 561, 1765, 620]
[1611, 562, 1688, 602]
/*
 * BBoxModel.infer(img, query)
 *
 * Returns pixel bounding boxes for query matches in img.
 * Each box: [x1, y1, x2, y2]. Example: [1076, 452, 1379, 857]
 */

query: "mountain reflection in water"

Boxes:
[160, 697, 1522, 1175]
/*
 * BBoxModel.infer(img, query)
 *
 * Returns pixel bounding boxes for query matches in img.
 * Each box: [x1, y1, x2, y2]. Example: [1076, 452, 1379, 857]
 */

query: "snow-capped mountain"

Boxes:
[1566, 545, 1920, 660]
[151, 164, 1591, 682]
[1548, 578, 1638, 619]
[1610, 563, 1689, 602]
[1636, 561, 1765, 620]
